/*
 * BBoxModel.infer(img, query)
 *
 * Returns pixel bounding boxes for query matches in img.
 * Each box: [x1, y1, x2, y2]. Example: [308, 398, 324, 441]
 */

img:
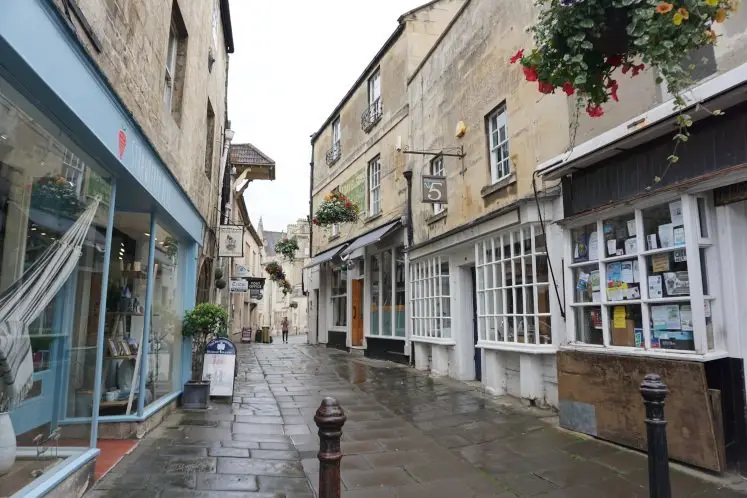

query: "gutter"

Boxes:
[303, 141, 314, 295]
[537, 62, 747, 181]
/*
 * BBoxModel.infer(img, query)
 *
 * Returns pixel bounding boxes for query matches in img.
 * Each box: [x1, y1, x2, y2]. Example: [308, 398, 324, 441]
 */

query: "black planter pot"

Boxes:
[182, 380, 210, 409]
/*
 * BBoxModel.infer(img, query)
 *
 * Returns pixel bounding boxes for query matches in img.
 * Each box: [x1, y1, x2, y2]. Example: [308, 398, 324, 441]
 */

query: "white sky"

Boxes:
[228, 0, 425, 233]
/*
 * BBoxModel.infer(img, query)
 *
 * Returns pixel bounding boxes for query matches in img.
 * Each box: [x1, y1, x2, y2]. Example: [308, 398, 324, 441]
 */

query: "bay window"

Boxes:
[410, 257, 451, 339]
[368, 246, 405, 337]
[475, 225, 551, 346]
[567, 194, 716, 354]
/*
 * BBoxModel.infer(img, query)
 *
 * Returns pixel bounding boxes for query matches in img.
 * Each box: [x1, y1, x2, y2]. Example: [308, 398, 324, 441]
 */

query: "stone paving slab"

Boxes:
[88, 336, 747, 498]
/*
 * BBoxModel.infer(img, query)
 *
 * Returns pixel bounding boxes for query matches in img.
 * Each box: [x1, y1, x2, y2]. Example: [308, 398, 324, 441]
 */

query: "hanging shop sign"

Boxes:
[202, 338, 236, 397]
[219, 225, 244, 257]
[249, 288, 263, 300]
[229, 278, 248, 293]
[422, 175, 447, 204]
[247, 277, 266, 290]
[234, 264, 250, 278]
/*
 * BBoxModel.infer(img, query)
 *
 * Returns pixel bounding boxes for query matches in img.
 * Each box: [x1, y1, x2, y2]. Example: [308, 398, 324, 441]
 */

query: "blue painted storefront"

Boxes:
[0, 0, 204, 495]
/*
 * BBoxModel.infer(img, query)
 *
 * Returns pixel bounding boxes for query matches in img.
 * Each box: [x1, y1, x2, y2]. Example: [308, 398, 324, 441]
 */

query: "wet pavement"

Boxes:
[88, 336, 747, 497]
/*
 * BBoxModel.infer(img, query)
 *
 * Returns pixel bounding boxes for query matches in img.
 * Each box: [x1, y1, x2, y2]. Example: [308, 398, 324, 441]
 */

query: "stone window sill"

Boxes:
[480, 173, 516, 200]
[328, 234, 340, 242]
[426, 209, 447, 225]
[364, 212, 383, 225]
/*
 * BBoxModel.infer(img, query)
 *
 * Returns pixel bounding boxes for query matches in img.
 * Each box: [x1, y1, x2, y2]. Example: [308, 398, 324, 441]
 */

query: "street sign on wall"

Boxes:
[422, 175, 447, 204]
[234, 264, 250, 278]
[219, 225, 244, 257]
[229, 279, 248, 293]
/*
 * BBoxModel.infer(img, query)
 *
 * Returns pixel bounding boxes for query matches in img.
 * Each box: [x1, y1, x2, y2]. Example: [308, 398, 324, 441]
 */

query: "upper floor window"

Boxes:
[204, 100, 216, 179]
[164, 2, 188, 122]
[326, 117, 342, 166]
[431, 156, 445, 215]
[368, 156, 381, 216]
[362, 69, 383, 132]
[487, 107, 510, 184]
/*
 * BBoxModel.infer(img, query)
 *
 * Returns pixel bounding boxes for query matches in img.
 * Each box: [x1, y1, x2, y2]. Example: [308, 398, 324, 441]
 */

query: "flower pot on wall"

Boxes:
[182, 380, 210, 409]
[0, 412, 16, 475]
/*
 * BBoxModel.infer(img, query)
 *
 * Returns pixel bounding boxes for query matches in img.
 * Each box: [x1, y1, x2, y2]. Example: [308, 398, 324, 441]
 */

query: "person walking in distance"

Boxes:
[281, 316, 289, 344]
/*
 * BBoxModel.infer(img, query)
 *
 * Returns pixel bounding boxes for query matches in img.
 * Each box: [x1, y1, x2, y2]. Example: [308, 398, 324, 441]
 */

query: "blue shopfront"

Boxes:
[0, 1, 201, 496]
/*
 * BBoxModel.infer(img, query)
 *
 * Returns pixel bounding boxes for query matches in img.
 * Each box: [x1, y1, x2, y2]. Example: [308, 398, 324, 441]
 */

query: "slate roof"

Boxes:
[230, 143, 276, 167]
[263, 230, 285, 257]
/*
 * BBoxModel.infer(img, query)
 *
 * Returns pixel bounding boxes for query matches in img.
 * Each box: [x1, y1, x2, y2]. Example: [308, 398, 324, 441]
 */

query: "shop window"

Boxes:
[330, 267, 347, 327]
[475, 225, 551, 346]
[567, 195, 715, 353]
[369, 246, 406, 338]
[410, 256, 450, 339]
[0, 78, 112, 490]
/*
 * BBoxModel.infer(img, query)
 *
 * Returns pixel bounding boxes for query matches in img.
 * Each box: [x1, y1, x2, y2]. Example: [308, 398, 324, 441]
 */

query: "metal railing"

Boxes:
[361, 98, 383, 132]
[325, 141, 342, 166]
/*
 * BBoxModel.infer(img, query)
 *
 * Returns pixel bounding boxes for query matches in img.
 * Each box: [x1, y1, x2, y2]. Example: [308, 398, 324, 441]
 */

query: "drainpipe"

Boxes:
[307, 140, 315, 344]
[402, 169, 414, 247]
[216, 127, 234, 309]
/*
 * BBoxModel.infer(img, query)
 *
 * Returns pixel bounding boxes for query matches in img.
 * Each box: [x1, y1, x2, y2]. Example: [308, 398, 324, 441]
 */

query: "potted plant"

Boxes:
[280, 279, 293, 296]
[275, 237, 300, 261]
[181, 303, 228, 409]
[512, 0, 736, 183]
[313, 190, 360, 227]
[0, 392, 15, 475]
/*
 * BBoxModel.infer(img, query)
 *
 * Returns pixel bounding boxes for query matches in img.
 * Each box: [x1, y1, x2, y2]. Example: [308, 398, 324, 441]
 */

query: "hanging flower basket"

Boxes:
[275, 237, 299, 261]
[280, 279, 293, 296]
[512, 0, 737, 118]
[313, 191, 360, 227]
[264, 262, 285, 282]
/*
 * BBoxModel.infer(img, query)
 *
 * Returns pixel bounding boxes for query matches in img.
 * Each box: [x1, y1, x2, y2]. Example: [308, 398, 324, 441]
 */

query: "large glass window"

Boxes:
[330, 267, 347, 328]
[0, 78, 112, 492]
[567, 195, 715, 353]
[410, 257, 451, 339]
[369, 246, 406, 338]
[475, 225, 551, 346]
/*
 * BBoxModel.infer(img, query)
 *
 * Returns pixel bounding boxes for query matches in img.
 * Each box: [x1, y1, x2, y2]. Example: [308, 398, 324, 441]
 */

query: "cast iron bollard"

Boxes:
[314, 397, 347, 498]
[640, 374, 672, 498]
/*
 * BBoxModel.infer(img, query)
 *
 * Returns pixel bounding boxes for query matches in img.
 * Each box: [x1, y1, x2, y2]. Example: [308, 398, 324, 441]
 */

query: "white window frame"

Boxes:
[410, 257, 451, 340]
[62, 147, 85, 197]
[368, 156, 381, 216]
[430, 156, 445, 215]
[475, 224, 553, 350]
[487, 107, 510, 184]
[332, 117, 341, 147]
[368, 69, 381, 107]
[367, 246, 406, 339]
[164, 22, 178, 112]
[564, 193, 720, 358]
[330, 267, 347, 328]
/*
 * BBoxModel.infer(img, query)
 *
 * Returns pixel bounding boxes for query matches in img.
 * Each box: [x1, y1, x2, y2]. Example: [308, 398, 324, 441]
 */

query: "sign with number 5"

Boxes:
[422, 175, 447, 204]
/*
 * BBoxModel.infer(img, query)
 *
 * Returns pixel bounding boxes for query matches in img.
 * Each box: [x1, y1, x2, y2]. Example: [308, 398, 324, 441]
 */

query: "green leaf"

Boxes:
[667, 155, 680, 163]
[653, 176, 662, 184]
[712, 109, 725, 116]
[579, 18, 594, 28]
[570, 32, 586, 43]
[580, 41, 593, 50]
[662, 40, 674, 49]
[574, 74, 587, 85]
[673, 133, 689, 142]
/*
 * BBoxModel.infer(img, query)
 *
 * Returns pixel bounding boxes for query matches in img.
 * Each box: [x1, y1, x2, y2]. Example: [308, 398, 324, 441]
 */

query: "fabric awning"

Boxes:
[340, 220, 400, 258]
[304, 244, 349, 269]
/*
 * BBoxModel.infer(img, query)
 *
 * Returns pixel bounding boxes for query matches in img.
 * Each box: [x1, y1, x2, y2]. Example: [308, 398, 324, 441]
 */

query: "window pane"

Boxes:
[382, 250, 392, 336]
[572, 223, 598, 263]
[602, 214, 637, 257]
[605, 258, 640, 302]
[395, 247, 405, 337]
[370, 255, 379, 335]
[575, 307, 603, 345]
[645, 252, 688, 298]
[651, 302, 694, 351]
[697, 197, 709, 238]
[642, 201, 685, 250]
[573, 264, 600, 304]
[609, 304, 643, 347]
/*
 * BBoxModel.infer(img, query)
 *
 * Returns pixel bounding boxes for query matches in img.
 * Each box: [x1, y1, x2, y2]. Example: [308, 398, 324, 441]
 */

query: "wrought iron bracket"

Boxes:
[402, 145, 465, 159]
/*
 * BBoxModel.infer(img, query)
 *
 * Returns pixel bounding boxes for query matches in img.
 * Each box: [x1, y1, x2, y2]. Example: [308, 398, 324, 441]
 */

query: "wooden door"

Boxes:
[351, 279, 364, 347]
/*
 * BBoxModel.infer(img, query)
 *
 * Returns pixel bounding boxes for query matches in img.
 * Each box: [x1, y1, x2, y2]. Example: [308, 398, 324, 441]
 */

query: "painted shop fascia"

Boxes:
[538, 63, 747, 473]
[0, 1, 210, 495]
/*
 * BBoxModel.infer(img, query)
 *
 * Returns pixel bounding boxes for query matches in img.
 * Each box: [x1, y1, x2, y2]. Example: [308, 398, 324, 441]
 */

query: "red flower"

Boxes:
[607, 79, 619, 102]
[586, 103, 604, 118]
[606, 54, 623, 67]
[621, 64, 631, 74]
[523, 66, 538, 82]
[562, 81, 575, 96]
[538, 81, 554, 94]
[509, 49, 524, 64]
[631, 64, 645, 77]
[345, 201, 352, 208]
[312, 218, 319, 225]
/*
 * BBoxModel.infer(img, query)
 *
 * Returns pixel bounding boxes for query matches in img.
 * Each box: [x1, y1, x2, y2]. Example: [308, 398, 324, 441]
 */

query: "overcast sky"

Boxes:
[227, 0, 425, 233]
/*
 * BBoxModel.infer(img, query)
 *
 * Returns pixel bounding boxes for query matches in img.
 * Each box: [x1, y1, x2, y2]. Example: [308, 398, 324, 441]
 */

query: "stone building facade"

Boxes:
[307, 0, 466, 358]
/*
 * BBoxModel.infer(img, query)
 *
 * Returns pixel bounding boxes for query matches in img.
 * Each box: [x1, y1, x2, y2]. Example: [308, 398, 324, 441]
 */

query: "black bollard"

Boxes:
[314, 397, 347, 498]
[640, 373, 671, 498]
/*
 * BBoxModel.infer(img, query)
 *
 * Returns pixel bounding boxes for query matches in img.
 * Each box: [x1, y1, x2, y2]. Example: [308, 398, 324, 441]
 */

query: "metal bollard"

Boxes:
[640, 374, 671, 498]
[314, 397, 347, 498]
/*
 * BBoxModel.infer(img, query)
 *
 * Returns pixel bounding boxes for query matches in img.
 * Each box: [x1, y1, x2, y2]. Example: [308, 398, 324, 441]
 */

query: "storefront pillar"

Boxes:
[181, 241, 199, 386]
[90, 179, 117, 447]
[136, 213, 158, 415]
[519, 354, 545, 402]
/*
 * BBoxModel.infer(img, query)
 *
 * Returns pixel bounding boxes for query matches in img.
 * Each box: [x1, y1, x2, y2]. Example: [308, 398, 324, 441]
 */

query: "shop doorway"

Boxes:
[351, 279, 364, 347]
[471, 267, 482, 381]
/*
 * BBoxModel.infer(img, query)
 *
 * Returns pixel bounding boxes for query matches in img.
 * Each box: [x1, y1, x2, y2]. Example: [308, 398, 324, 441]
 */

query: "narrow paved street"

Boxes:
[88, 339, 747, 497]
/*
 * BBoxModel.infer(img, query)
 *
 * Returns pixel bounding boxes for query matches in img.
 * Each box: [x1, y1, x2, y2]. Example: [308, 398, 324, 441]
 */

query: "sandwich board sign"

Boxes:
[202, 338, 236, 397]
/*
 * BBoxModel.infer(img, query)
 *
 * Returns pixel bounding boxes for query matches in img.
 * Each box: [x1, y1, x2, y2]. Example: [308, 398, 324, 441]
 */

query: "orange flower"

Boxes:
[715, 7, 728, 22]
[705, 29, 718, 43]
[656, 2, 674, 13]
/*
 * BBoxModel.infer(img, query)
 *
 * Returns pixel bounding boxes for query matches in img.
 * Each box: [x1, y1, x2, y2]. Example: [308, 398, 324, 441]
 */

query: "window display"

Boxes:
[370, 246, 407, 338]
[410, 257, 450, 339]
[568, 195, 715, 353]
[330, 268, 347, 328]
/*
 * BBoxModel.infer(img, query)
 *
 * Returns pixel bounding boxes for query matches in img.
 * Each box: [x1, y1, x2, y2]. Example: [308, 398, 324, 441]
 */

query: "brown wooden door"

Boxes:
[351, 279, 364, 347]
